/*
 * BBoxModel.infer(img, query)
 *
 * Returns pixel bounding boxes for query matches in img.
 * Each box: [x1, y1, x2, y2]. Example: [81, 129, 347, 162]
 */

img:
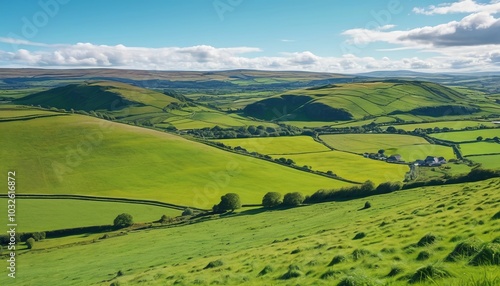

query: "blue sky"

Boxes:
[0, 0, 499, 72]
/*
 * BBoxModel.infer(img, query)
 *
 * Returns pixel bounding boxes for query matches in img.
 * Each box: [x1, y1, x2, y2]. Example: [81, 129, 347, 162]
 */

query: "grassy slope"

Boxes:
[3, 179, 499, 285]
[244, 81, 497, 121]
[0, 199, 180, 232]
[321, 134, 455, 162]
[0, 110, 351, 209]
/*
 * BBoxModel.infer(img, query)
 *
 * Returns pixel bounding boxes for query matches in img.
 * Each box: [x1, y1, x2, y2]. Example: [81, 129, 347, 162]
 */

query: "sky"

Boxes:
[0, 0, 499, 73]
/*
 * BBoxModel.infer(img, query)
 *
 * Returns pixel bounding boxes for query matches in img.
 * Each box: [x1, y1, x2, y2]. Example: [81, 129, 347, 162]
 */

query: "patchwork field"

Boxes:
[0, 109, 352, 210]
[430, 129, 500, 142]
[0, 199, 180, 232]
[320, 134, 455, 162]
[2, 179, 499, 285]
[285, 151, 407, 184]
[394, 120, 498, 131]
[461, 142, 500, 156]
[470, 154, 500, 169]
[216, 136, 330, 155]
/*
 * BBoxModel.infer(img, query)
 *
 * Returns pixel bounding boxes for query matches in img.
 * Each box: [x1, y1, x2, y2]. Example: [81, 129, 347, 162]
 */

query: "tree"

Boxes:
[26, 237, 35, 249]
[182, 208, 194, 216]
[283, 192, 305, 207]
[378, 149, 385, 155]
[476, 136, 483, 141]
[217, 193, 241, 212]
[262, 192, 282, 208]
[113, 213, 133, 228]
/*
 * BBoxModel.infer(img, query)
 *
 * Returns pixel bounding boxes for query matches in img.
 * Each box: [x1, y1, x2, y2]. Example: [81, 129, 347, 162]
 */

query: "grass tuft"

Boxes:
[257, 265, 273, 277]
[204, 259, 224, 269]
[280, 264, 303, 280]
[416, 250, 431, 261]
[445, 237, 483, 262]
[469, 243, 500, 266]
[329, 255, 347, 266]
[352, 249, 371, 261]
[409, 264, 452, 283]
[417, 233, 437, 247]
[353, 232, 367, 240]
[387, 265, 404, 277]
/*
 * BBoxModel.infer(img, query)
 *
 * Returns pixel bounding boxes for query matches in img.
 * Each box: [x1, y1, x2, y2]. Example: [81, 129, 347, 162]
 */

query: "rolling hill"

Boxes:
[0, 106, 352, 208]
[243, 80, 498, 121]
[13, 81, 180, 112]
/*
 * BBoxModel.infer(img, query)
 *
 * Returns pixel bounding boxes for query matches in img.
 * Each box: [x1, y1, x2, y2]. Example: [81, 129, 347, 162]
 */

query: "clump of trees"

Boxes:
[113, 213, 134, 228]
[213, 193, 241, 213]
[182, 208, 194, 216]
[283, 192, 305, 207]
[26, 237, 35, 249]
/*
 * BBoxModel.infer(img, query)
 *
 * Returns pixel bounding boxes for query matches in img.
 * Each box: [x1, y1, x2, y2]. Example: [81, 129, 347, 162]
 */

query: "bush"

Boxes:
[262, 192, 282, 208]
[363, 201, 371, 209]
[113, 213, 133, 228]
[160, 215, 175, 224]
[26, 237, 35, 249]
[283, 192, 305, 207]
[182, 208, 194, 216]
[217, 193, 241, 212]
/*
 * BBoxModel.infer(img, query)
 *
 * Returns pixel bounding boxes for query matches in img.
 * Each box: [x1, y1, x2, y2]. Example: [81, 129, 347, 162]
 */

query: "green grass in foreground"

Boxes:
[0, 199, 181, 232]
[0, 110, 351, 209]
[321, 134, 455, 162]
[2, 179, 499, 285]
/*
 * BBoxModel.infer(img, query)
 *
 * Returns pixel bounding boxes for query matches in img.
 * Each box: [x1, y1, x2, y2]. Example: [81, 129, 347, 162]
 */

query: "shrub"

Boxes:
[375, 182, 402, 194]
[262, 192, 282, 208]
[160, 215, 175, 224]
[26, 237, 35, 249]
[182, 208, 194, 216]
[283, 192, 305, 207]
[363, 201, 371, 209]
[113, 213, 133, 228]
[409, 264, 452, 283]
[217, 193, 241, 212]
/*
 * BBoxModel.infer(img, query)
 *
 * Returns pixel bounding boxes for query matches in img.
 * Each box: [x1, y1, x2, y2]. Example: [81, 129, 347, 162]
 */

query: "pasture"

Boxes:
[216, 136, 330, 155]
[285, 151, 407, 184]
[0, 198, 180, 232]
[394, 120, 498, 131]
[0, 109, 351, 210]
[320, 134, 455, 162]
[430, 129, 500, 142]
[460, 142, 500, 156]
[2, 179, 499, 285]
[470, 154, 500, 169]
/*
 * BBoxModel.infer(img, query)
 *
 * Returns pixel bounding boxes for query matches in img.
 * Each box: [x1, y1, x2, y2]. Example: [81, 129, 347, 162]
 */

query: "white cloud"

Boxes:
[413, 0, 500, 15]
[0, 40, 499, 73]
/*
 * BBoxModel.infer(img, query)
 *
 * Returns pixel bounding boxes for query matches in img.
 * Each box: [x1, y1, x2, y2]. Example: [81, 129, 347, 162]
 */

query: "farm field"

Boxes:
[2, 179, 499, 285]
[320, 134, 455, 162]
[394, 120, 498, 131]
[429, 129, 500, 142]
[285, 151, 407, 184]
[0, 109, 352, 209]
[461, 142, 500, 156]
[0, 199, 180, 232]
[215, 136, 330, 155]
[470, 154, 500, 169]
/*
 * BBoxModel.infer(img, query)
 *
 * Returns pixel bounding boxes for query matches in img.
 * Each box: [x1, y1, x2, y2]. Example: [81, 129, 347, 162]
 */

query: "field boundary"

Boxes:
[0, 194, 207, 212]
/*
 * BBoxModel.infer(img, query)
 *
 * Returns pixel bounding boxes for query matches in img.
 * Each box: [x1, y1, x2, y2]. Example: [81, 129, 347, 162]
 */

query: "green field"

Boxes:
[461, 142, 500, 156]
[2, 179, 498, 285]
[320, 134, 455, 162]
[471, 154, 500, 169]
[430, 129, 500, 142]
[0, 199, 181, 232]
[285, 151, 407, 184]
[394, 120, 498, 131]
[216, 136, 330, 155]
[0, 109, 352, 209]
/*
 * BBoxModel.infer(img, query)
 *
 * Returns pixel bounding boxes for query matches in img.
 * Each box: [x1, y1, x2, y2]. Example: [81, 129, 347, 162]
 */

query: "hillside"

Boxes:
[0, 106, 352, 208]
[13, 81, 180, 112]
[243, 80, 497, 121]
[2, 178, 498, 285]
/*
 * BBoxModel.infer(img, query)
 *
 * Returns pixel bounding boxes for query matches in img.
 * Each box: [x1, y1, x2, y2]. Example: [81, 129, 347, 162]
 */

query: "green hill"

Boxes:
[243, 80, 494, 121]
[0, 106, 352, 208]
[14, 81, 180, 112]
